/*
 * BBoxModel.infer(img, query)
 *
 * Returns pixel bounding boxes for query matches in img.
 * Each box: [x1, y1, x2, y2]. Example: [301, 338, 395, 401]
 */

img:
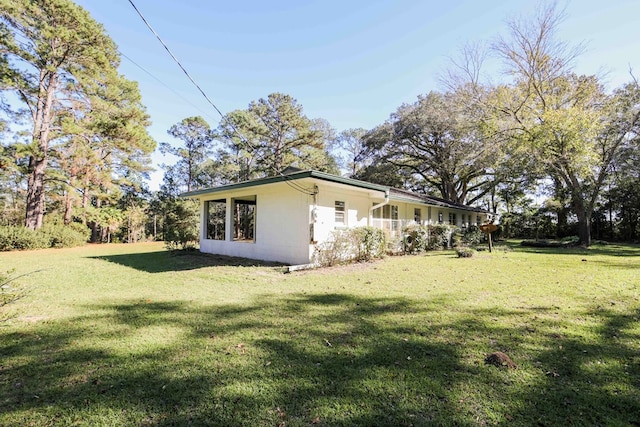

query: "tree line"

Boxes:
[1, 1, 638, 247]
[0, 0, 154, 244]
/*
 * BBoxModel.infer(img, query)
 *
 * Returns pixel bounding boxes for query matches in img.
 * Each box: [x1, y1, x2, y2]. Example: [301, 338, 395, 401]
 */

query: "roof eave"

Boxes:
[180, 170, 389, 198]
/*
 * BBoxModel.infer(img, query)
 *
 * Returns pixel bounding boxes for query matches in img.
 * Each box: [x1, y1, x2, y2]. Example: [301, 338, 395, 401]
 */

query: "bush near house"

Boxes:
[401, 224, 428, 253]
[163, 198, 199, 250]
[352, 226, 387, 261]
[315, 223, 486, 266]
[461, 225, 483, 246]
[402, 224, 459, 253]
[313, 226, 387, 267]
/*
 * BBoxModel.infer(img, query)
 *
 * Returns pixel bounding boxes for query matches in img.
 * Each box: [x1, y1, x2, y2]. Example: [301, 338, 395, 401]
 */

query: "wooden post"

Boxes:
[480, 223, 498, 253]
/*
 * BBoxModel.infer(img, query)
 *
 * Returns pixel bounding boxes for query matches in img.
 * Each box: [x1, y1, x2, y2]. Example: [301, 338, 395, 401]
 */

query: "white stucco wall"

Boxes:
[311, 183, 381, 245]
[194, 177, 488, 265]
[198, 182, 313, 265]
[196, 179, 388, 265]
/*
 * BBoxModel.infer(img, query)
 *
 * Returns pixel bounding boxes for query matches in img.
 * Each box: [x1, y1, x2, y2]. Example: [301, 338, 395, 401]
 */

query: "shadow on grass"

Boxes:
[509, 242, 640, 271]
[511, 241, 640, 258]
[1, 294, 639, 426]
[88, 250, 285, 273]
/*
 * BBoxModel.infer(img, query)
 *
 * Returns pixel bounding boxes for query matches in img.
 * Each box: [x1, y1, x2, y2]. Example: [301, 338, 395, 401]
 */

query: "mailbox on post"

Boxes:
[479, 223, 498, 252]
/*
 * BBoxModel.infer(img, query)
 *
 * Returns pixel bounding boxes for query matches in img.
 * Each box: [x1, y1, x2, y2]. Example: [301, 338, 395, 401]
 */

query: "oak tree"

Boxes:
[493, 4, 640, 245]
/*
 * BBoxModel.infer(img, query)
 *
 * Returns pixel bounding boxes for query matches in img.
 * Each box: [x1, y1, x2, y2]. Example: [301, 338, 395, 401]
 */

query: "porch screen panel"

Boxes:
[206, 199, 226, 240]
[233, 196, 256, 242]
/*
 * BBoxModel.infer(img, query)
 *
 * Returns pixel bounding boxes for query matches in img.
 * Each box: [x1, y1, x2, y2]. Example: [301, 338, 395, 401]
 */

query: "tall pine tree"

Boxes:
[0, 0, 154, 229]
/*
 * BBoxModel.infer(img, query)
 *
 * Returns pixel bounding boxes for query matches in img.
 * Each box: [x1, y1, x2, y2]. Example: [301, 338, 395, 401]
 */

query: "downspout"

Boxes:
[368, 189, 390, 226]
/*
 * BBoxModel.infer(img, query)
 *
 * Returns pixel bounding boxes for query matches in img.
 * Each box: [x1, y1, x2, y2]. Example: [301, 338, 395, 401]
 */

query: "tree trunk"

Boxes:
[91, 199, 101, 243]
[608, 196, 614, 240]
[577, 215, 591, 247]
[91, 222, 99, 243]
[574, 198, 592, 247]
[63, 190, 73, 225]
[556, 208, 568, 238]
[25, 155, 47, 229]
[24, 71, 57, 230]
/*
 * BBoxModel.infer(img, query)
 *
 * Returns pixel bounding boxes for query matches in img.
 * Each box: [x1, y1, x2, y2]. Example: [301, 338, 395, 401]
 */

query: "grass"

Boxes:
[0, 241, 639, 426]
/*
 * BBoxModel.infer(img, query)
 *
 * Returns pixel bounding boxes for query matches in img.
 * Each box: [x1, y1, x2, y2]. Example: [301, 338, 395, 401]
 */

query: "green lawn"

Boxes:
[1, 242, 639, 426]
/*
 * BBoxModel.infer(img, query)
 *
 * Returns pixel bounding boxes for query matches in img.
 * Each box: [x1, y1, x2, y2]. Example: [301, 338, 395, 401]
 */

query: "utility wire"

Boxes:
[127, 0, 225, 119]
[120, 52, 218, 123]
[126, 0, 314, 195]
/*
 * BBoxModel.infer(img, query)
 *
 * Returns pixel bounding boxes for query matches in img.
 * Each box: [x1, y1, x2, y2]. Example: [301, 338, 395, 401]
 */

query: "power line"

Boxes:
[119, 52, 218, 123]
[127, 0, 314, 195]
[126, 0, 225, 118]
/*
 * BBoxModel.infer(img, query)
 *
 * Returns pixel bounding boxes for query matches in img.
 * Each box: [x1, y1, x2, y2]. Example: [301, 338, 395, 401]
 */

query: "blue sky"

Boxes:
[75, 0, 640, 189]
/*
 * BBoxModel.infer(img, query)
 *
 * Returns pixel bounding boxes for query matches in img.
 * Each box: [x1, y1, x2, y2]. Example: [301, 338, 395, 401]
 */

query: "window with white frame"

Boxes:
[438, 212, 443, 224]
[448, 212, 457, 225]
[335, 201, 346, 226]
[414, 208, 421, 224]
[389, 205, 399, 231]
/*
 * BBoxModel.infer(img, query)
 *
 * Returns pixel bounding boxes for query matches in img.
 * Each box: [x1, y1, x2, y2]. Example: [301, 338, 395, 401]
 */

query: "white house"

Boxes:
[182, 169, 491, 265]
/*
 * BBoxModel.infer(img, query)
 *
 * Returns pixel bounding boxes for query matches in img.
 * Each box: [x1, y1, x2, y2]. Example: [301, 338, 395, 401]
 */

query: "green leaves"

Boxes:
[1, 0, 154, 231]
[360, 91, 497, 204]
[162, 116, 214, 194]
[487, 5, 639, 245]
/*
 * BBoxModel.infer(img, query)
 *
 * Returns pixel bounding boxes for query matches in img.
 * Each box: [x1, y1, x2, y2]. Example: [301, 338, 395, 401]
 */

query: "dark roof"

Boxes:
[389, 188, 489, 213]
[180, 169, 388, 198]
[181, 170, 489, 213]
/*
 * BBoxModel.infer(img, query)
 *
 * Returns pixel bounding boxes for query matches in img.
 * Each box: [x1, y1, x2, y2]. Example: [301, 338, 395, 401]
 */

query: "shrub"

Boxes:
[427, 224, 455, 250]
[0, 226, 48, 251]
[386, 233, 404, 255]
[40, 222, 89, 248]
[520, 238, 578, 248]
[455, 247, 475, 258]
[353, 226, 387, 261]
[0, 222, 89, 251]
[402, 224, 429, 254]
[400, 224, 457, 252]
[559, 235, 580, 244]
[313, 226, 387, 267]
[312, 230, 356, 267]
[462, 225, 483, 246]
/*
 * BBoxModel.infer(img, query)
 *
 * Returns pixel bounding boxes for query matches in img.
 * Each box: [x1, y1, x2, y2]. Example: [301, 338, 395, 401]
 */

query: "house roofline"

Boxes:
[180, 170, 389, 198]
[180, 170, 490, 214]
[389, 188, 491, 213]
